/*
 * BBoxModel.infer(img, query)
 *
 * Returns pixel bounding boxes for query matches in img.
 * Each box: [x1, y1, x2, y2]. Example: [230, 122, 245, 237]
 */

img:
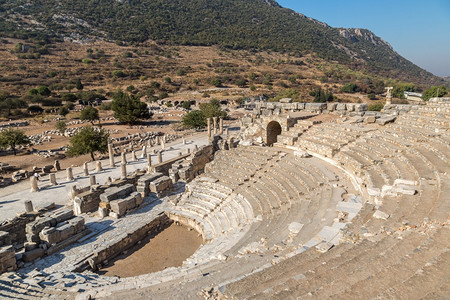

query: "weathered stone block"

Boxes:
[0, 231, 11, 247]
[26, 217, 55, 235]
[51, 209, 74, 223]
[57, 224, 75, 241]
[110, 199, 128, 216]
[327, 103, 337, 111]
[68, 217, 85, 233]
[150, 176, 173, 194]
[98, 207, 109, 218]
[100, 184, 135, 202]
[22, 248, 45, 262]
[305, 103, 326, 111]
[39, 227, 61, 245]
[336, 103, 346, 110]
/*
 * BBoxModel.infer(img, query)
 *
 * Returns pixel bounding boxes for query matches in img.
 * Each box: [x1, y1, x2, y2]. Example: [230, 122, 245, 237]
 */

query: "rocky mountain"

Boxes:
[0, 0, 440, 84]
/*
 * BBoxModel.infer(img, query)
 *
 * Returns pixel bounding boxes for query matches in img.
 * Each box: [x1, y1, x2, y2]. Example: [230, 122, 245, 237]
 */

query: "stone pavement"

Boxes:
[0, 133, 208, 222]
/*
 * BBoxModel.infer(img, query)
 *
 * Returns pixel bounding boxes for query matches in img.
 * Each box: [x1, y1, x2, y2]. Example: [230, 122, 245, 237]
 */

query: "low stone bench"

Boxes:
[100, 184, 135, 202]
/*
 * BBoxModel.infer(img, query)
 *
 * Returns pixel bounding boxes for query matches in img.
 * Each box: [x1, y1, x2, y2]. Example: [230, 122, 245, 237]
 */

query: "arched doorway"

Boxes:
[267, 121, 282, 146]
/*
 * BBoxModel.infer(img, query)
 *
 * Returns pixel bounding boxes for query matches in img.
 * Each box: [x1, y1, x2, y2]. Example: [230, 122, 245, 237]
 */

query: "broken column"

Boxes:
[213, 117, 218, 135]
[49, 173, 57, 186]
[207, 118, 211, 141]
[30, 176, 38, 192]
[24, 200, 34, 213]
[131, 150, 137, 161]
[157, 151, 163, 163]
[95, 161, 103, 173]
[66, 167, 74, 181]
[147, 154, 152, 173]
[121, 152, 127, 165]
[140, 145, 147, 159]
[219, 117, 223, 134]
[83, 162, 89, 176]
[161, 138, 165, 150]
[54, 160, 61, 171]
[121, 163, 127, 178]
[108, 143, 115, 167]
[90, 175, 96, 186]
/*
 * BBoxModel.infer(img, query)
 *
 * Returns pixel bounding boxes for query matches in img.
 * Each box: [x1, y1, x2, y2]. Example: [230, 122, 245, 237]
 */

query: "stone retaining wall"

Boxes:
[76, 213, 171, 273]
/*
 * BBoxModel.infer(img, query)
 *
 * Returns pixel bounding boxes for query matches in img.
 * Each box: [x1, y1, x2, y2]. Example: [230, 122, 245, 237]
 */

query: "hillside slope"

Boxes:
[0, 0, 440, 84]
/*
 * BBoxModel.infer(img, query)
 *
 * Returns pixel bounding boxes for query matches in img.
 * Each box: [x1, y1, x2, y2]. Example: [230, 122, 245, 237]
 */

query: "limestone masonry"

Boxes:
[0, 99, 449, 299]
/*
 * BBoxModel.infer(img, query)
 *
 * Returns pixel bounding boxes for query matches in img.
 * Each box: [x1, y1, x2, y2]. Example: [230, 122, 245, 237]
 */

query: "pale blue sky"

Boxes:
[277, 0, 450, 77]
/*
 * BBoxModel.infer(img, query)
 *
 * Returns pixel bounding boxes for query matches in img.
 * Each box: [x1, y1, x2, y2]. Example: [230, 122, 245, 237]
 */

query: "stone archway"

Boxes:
[266, 121, 282, 146]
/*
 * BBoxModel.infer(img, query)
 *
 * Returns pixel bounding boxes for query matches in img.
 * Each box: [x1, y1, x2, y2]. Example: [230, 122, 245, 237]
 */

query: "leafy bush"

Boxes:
[340, 83, 358, 93]
[368, 93, 377, 100]
[422, 86, 447, 101]
[368, 103, 384, 111]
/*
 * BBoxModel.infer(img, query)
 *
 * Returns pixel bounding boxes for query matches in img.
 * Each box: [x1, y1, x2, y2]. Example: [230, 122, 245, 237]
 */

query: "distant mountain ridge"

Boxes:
[0, 0, 441, 84]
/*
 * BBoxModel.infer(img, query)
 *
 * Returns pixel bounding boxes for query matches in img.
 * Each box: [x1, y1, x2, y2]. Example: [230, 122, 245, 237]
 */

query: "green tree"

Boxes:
[340, 83, 358, 93]
[55, 120, 67, 133]
[80, 105, 99, 125]
[111, 91, 152, 125]
[199, 99, 227, 119]
[37, 86, 51, 96]
[182, 110, 206, 129]
[181, 101, 191, 110]
[58, 106, 69, 116]
[0, 129, 29, 155]
[0, 98, 27, 116]
[312, 88, 334, 103]
[422, 86, 447, 101]
[76, 79, 84, 91]
[66, 126, 109, 161]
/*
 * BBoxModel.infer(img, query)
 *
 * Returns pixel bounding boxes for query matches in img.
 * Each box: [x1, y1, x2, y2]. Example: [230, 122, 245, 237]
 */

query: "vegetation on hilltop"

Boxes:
[0, 0, 441, 85]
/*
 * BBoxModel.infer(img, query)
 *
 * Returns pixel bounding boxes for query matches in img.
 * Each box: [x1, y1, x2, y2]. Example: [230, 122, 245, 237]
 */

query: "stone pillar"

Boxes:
[225, 128, 229, 135]
[25, 200, 34, 213]
[83, 162, 89, 176]
[178, 151, 182, 156]
[187, 148, 191, 154]
[121, 152, 127, 165]
[213, 117, 218, 135]
[147, 154, 152, 173]
[182, 138, 186, 145]
[49, 173, 57, 185]
[121, 163, 127, 179]
[151, 148, 156, 154]
[140, 145, 147, 159]
[194, 144, 198, 151]
[108, 144, 115, 167]
[89, 175, 96, 186]
[219, 117, 223, 134]
[54, 160, 61, 171]
[66, 167, 74, 181]
[106, 177, 112, 184]
[70, 185, 77, 200]
[131, 150, 137, 161]
[207, 118, 211, 141]
[229, 137, 235, 149]
[95, 161, 103, 173]
[161, 138, 165, 150]
[157, 151, 163, 163]
[30, 176, 39, 192]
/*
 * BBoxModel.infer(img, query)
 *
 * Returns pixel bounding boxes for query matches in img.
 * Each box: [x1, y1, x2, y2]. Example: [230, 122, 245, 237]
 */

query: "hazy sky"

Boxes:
[277, 0, 450, 77]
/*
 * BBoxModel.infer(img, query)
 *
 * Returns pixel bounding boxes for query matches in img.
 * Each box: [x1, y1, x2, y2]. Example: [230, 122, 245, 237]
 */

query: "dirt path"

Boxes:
[98, 223, 203, 278]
